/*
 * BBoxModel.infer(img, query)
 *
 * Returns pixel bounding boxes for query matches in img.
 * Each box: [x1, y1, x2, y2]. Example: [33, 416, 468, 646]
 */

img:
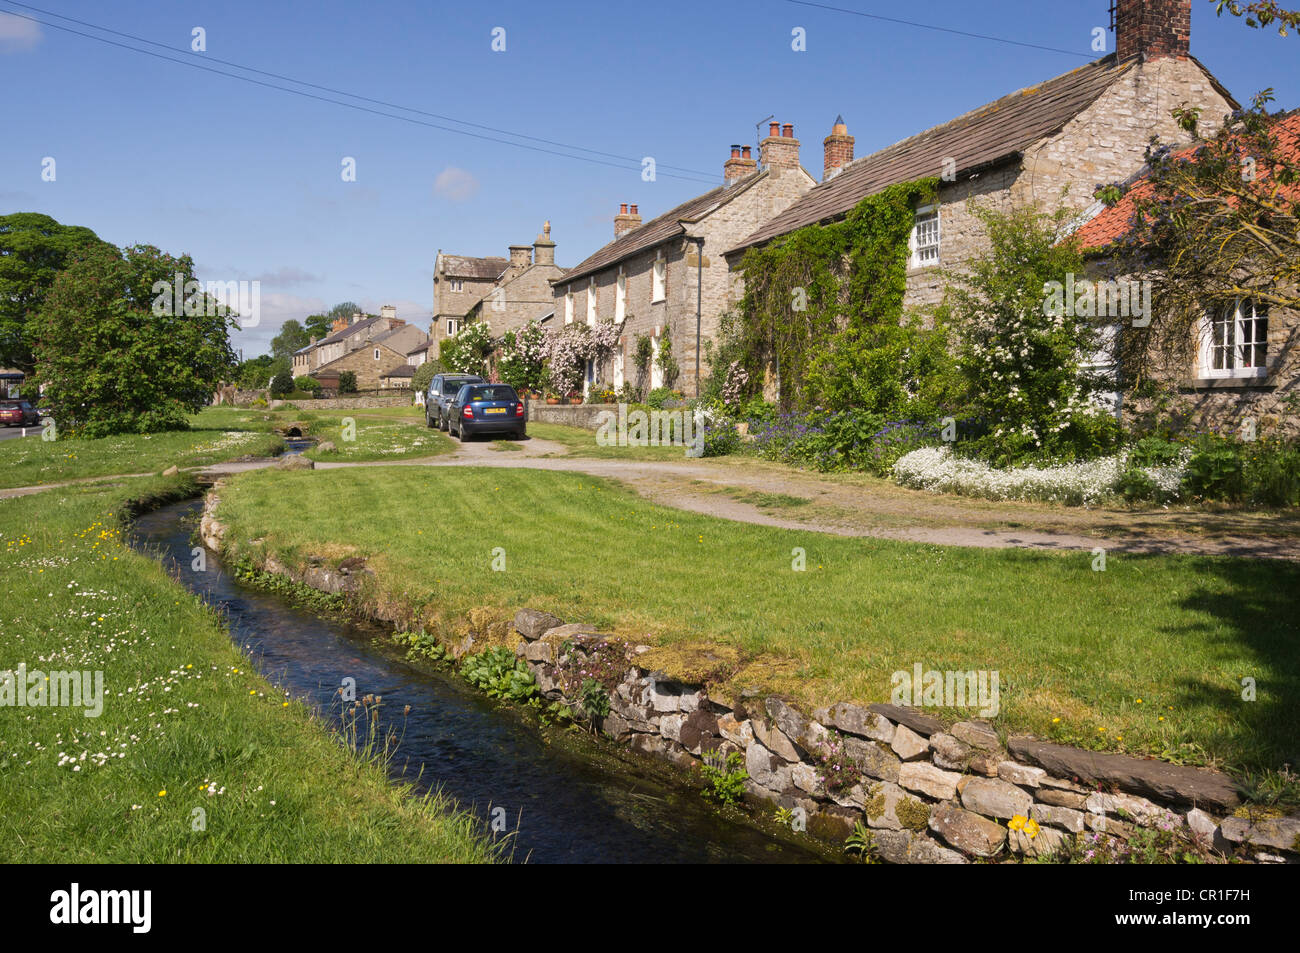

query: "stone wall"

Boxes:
[196, 488, 1295, 864]
[525, 401, 615, 429]
[274, 395, 412, 410]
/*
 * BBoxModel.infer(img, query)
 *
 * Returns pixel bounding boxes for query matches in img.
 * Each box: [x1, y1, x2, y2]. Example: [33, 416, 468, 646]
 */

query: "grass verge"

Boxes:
[213, 465, 1300, 782]
[0, 408, 283, 489]
[0, 474, 496, 862]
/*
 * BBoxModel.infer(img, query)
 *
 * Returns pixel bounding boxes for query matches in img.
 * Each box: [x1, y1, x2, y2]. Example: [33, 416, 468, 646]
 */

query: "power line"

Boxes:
[784, 0, 1096, 58]
[0, 3, 721, 186]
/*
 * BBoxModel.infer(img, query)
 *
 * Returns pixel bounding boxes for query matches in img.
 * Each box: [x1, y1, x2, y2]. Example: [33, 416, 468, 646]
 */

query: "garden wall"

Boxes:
[525, 401, 614, 429]
[271, 395, 413, 410]
[198, 490, 1296, 864]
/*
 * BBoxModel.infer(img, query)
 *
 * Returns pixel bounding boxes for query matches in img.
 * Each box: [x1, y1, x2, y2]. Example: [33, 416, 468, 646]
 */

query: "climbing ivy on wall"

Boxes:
[734, 177, 948, 413]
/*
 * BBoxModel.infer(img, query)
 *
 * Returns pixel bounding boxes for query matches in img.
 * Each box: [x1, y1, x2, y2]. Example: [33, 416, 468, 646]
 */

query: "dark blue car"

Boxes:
[448, 383, 525, 441]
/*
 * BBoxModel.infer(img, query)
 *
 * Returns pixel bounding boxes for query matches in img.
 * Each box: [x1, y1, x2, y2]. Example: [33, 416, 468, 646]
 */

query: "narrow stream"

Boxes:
[130, 500, 831, 864]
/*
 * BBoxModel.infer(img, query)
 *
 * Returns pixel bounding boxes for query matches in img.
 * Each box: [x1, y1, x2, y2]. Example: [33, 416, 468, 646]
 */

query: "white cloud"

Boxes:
[433, 167, 480, 202]
[0, 13, 42, 52]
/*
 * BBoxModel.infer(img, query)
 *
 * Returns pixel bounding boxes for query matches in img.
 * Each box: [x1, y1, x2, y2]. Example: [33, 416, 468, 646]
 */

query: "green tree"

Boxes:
[947, 204, 1118, 464]
[270, 319, 311, 360]
[411, 359, 445, 394]
[338, 370, 357, 394]
[32, 243, 237, 437]
[304, 312, 333, 340]
[235, 354, 276, 389]
[0, 212, 115, 372]
[270, 369, 293, 396]
[328, 301, 364, 322]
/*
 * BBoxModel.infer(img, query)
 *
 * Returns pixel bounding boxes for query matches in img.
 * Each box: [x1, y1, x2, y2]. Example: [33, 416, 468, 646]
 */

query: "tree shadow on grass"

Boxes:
[1160, 554, 1300, 773]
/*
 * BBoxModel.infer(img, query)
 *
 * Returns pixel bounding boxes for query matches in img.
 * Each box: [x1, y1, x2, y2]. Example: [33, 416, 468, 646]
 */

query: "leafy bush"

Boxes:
[338, 371, 357, 394]
[1183, 434, 1245, 502]
[441, 321, 495, 377]
[577, 678, 611, 719]
[645, 386, 675, 409]
[270, 370, 294, 397]
[701, 417, 742, 457]
[460, 646, 538, 703]
[411, 359, 444, 394]
[498, 322, 548, 393]
[699, 750, 747, 805]
[293, 375, 321, 394]
[1244, 439, 1300, 507]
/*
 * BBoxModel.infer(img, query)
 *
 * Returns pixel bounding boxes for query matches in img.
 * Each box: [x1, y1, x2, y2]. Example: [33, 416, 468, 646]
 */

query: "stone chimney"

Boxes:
[823, 115, 854, 181]
[614, 203, 642, 238]
[508, 243, 533, 278]
[381, 304, 397, 322]
[761, 121, 801, 174]
[724, 144, 758, 184]
[331, 317, 348, 333]
[533, 221, 556, 267]
[351, 312, 363, 325]
[1114, 0, 1191, 60]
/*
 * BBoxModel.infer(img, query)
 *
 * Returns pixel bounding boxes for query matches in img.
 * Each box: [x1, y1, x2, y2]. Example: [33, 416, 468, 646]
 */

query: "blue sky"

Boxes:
[2, 0, 1296, 358]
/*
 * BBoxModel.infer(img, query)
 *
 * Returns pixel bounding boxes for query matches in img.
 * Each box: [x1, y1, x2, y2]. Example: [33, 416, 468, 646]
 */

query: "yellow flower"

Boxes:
[1008, 814, 1027, 832]
[1052, 717, 1061, 723]
[1024, 818, 1040, 838]
[158, 790, 167, 797]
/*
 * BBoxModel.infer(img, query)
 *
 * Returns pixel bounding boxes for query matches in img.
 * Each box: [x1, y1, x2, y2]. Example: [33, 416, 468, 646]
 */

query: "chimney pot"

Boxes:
[823, 114, 855, 181]
[782, 123, 794, 138]
[769, 121, 779, 137]
[742, 145, 752, 159]
[614, 203, 642, 239]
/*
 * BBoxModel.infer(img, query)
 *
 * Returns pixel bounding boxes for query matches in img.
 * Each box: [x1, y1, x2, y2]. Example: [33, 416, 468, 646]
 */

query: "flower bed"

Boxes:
[893, 446, 1192, 506]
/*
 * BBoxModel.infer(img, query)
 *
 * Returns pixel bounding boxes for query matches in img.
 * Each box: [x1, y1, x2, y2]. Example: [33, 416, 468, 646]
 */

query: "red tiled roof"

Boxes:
[1073, 109, 1300, 250]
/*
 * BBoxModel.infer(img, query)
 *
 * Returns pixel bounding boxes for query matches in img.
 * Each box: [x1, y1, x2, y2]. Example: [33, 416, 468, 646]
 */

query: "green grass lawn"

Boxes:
[0, 408, 283, 489]
[526, 421, 697, 461]
[215, 466, 1300, 779]
[303, 414, 455, 462]
[0, 474, 495, 862]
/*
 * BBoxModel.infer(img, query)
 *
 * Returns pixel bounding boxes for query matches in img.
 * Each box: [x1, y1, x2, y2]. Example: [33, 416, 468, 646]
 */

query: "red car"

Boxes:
[0, 400, 39, 427]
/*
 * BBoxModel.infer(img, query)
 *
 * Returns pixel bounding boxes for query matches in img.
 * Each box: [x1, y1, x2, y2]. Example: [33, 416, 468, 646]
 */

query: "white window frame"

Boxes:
[616, 267, 627, 323]
[587, 278, 597, 325]
[909, 205, 940, 269]
[564, 287, 574, 324]
[374, 348, 381, 360]
[448, 279, 464, 292]
[1199, 298, 1268, 379]
[612, 345, 625, 388]
[446, 319, 459, 336]
[652, 252, 666, 303]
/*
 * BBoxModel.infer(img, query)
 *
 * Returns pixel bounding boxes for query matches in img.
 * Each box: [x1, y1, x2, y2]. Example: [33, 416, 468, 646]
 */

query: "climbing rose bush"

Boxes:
[546, 321, 619, 394]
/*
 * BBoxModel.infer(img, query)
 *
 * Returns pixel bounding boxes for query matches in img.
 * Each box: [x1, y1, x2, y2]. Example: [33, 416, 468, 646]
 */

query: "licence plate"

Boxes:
[483, 407, 506, 414]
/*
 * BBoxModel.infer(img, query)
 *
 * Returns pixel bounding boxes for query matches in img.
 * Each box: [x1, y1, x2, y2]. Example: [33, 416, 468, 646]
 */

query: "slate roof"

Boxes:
[382, 364, 415, 378]
[440, 254, 509, 280]
[309, 315, 387, 348]
[1072, 108, 1300, 250]
[727, 53, 1222, 256]
[556, 171, 772, 286]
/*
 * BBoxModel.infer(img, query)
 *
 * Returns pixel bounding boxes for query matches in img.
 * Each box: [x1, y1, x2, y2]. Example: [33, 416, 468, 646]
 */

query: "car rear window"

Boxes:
[442, 379, 475, 395]
[466, 385, 517, 402]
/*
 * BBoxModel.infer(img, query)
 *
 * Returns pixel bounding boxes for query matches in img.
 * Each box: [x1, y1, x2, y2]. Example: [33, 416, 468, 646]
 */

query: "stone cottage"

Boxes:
[463, 223, 567, 337]
[725, 0, 1239, 318]
[1071, 109, 1300, 439]
[430, 253, 509, 359]
[292, 305, 418, 377]
[309, 311, 428, 392]
[552, 128, 818, 397]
